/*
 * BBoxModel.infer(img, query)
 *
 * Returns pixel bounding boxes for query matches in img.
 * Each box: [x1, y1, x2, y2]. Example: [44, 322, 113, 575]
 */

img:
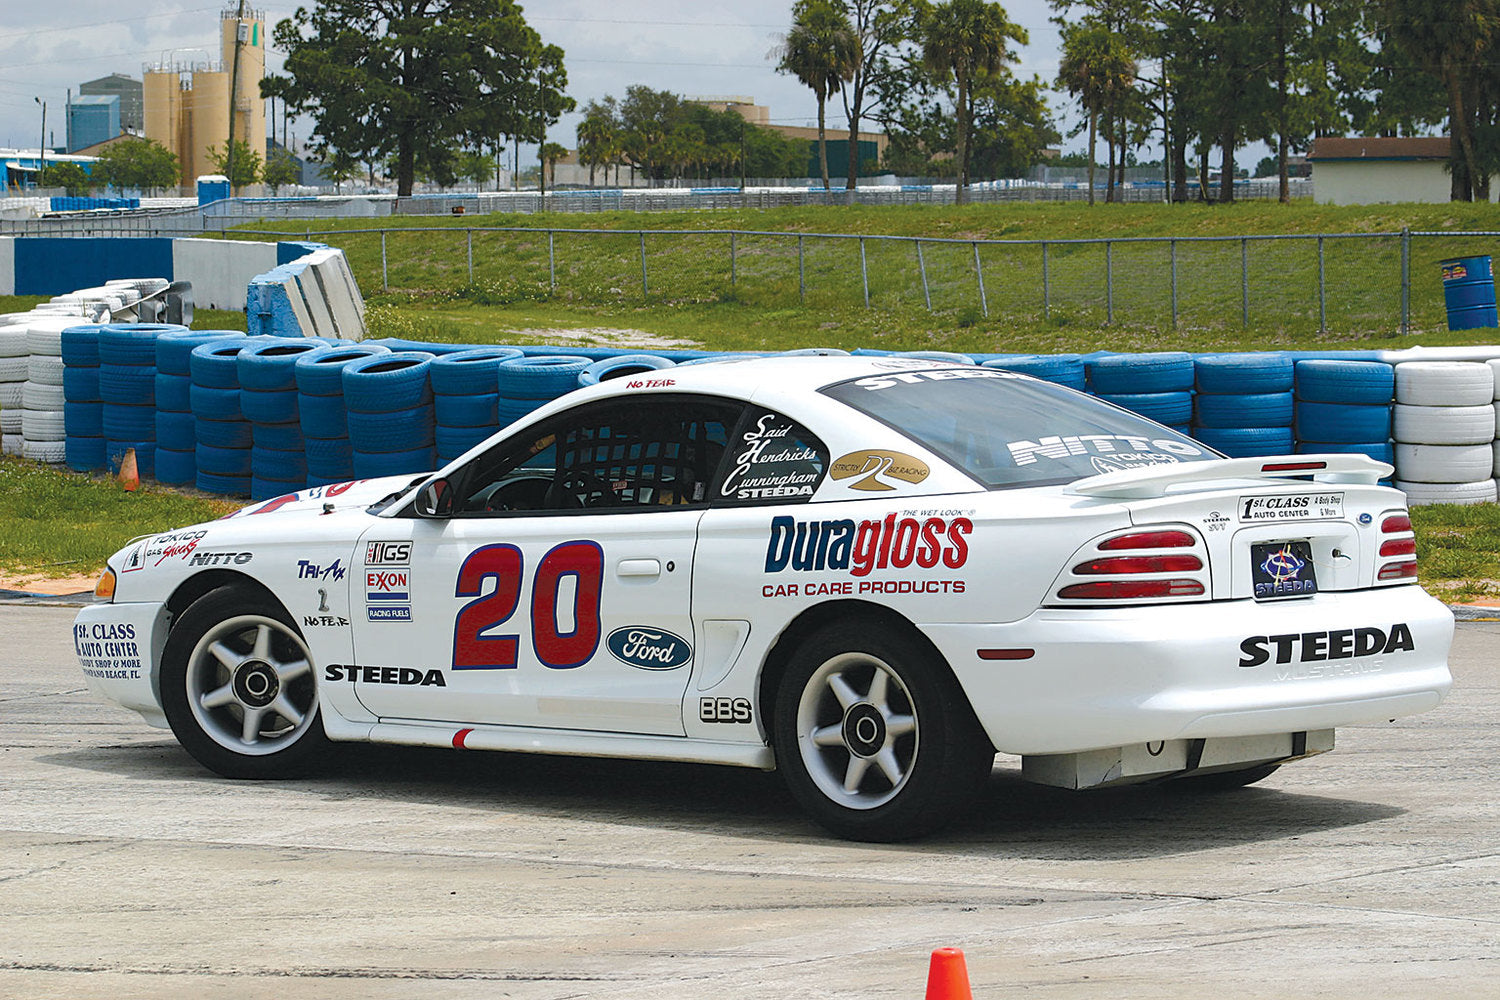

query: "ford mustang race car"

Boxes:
[75, 356, 1454, 840]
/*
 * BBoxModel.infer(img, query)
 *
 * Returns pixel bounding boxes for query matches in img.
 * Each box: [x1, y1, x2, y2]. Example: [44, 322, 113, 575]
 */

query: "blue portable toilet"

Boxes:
[197, 174, 231, 207]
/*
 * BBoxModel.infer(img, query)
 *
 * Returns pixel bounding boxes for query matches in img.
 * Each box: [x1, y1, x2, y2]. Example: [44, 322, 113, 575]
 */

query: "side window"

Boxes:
[715, 408, 829, 504]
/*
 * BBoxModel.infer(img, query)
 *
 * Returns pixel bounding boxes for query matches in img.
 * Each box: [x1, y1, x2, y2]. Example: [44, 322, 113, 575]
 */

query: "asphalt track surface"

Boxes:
[2, 603, 1497, 999]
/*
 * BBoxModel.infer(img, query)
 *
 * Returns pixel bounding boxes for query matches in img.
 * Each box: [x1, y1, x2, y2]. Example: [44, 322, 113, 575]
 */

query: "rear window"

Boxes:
[822, 368, 1217, 488]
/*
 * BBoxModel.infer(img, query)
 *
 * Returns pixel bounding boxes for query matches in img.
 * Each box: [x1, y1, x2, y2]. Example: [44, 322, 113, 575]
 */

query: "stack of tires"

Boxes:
[343, 352, 437, 478]
[1191, 353, 1295, 458]
[0, 317, 30, 456]
[1088, 351, 1195, 434]
[295, 343, 391, 485]
[431, 348, 523, 465]
[239, 340, 329, 500]
[155, 331, 244, 486]
[1292, 361, 1395, 479]
[191, 338, 267, 496]
[20, 317, 84, 465]
[99, 323, 188, 477]
[981, 354, 1087, 390]
[61, 324, 106, 472]
[494, 355, 592, 427]
[1391, 361, 1497, 506]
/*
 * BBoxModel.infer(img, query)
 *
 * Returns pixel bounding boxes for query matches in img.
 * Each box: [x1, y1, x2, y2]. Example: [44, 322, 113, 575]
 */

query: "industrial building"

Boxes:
[67, 96, 120, 154]
[79, 73, 144, 133]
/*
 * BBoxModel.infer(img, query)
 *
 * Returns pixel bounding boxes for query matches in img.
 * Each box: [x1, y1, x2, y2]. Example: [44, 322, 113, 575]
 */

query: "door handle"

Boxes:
[617, 558, 661, 578]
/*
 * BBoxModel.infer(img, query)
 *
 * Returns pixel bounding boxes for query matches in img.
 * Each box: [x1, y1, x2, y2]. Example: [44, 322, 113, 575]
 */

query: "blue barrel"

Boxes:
[1440, 255, 1497, 330]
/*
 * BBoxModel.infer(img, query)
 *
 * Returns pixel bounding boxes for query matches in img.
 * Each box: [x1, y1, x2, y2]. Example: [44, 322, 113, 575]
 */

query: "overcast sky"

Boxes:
[0, 0, 1074, 163]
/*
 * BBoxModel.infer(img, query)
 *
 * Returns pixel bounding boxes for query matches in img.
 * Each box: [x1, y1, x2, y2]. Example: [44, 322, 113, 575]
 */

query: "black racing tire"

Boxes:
[1171, 763, 1281, 791]
[772, 621, 994, 842]
[160, 586, 327, 779]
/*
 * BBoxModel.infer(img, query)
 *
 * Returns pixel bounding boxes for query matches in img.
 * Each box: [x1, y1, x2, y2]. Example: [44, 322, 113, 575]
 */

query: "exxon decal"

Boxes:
[606, 626, 692, 670]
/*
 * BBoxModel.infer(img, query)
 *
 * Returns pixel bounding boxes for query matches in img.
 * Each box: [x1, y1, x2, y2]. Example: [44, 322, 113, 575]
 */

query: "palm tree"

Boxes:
[1057, 22, 1137, 206]
[921, 0, 1026, 204]
[576, 104, 618, 187]
[777, 0, 862, 190]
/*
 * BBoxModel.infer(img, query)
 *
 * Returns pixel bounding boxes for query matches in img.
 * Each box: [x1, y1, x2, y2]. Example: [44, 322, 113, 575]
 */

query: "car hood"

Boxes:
[219, 475, 425, 520]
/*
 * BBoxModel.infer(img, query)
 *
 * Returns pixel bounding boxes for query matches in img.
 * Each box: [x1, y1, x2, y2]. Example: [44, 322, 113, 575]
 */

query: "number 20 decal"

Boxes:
[452, 541, 604, 671]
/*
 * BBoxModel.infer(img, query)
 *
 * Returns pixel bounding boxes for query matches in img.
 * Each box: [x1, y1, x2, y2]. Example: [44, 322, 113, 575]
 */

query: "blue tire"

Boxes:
[305, 436, 355, 478]
[1096, 390, 1194, 426]
[352, 445, 436, 478]
[252, 446, 308, 483]
[196, 443, 253, 477]
[98, 364, 155, 405]
[154, 447, 196, 486]
[434, 392, 498, 428]
[435, 423, 496, 459]
[63, 366, 100, 402]
[1294, 401, 1392, 443]
[64, 400, 103, 438]
[195, 471, 251, 496]
[342, 353, 433, 412]
[346, 406, 435, 452]
[495, 395, 545, 426]
[495, 355, 592, 399]
[155, 411, 197, 451]
[1194, 391, 1294, 429]
[154, 373, 192, 412]
[156, 330, 243, 375]
[1193, 353, 1294, 394]
[106, 440, 154, 478]
[65, 435, 106, 472]
[99, 323, 185, 366]
[60, 325, 101, 366]
[1192, 426, 1295, 458]
[240, 388, 299, 425]
[429, 348, 526, 395]
[1088, 352, 1194, 394]
[1294, 360, 1395, 404]
[1296, 440, 1395, 465]
[298, 392, 348, 437]
[101, 404, 155, 441]
[900, 350, 975, 364]
[238, 339, 329, 391]
[190, 384, 243, 421]
[780, 347, 849, 356]
[578, 354, 674, 387]
[294, 344, 392, 396]
[197, 417, 254, 449]
[253, 421, 304, 452]
[191, 338, 276, 389]
[983, 354, 1087, 390]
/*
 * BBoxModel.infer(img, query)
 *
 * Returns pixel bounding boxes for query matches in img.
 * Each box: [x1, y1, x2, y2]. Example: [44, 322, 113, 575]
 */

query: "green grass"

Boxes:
[1410, 504, 1500, 602]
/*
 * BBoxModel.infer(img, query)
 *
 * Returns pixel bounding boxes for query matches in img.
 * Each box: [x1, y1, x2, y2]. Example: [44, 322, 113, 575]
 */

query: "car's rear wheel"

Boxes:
[160, 586, 326, 778]
[773, 621, 993, 842]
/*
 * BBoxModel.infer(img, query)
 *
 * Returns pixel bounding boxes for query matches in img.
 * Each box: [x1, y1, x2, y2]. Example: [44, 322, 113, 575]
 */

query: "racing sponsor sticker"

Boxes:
[606, 626, 692, 670]
[720, 412, 824, 501]
[1239, 492, 1343, 522]
[1239, 622, 1412, 671]
[365, 540, 412, 621]
[761, 512, 970, 597]
[73, 622, 143, 679]
[829, 450, 930, 492]
[298, 559, 347, 582]
[1251, 541, 1318, 599]
[124, 529, 209, 571]
[851, 368, 1011, 390]
[325, 663, 446, 686]
[1007, 434, 1204, 468]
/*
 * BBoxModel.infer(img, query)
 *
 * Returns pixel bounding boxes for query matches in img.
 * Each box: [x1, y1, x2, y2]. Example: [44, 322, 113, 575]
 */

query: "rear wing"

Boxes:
[1066, 454, 1393, 500]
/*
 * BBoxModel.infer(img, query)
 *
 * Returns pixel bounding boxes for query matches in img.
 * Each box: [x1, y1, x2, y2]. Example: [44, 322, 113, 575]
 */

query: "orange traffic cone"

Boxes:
[925, 947, 973, 1000]
[118, 447, 139, 492]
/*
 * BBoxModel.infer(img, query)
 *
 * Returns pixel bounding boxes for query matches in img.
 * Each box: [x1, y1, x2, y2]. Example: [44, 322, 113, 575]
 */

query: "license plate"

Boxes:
[1251, 540, 1318, 600]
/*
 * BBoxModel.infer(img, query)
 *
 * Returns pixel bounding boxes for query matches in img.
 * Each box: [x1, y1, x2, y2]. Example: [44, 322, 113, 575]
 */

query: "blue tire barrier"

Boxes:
[196, 443, 253, 477]
[429, 348, 525, 395]
[106, 440, 154, 478]
[60, 325, 102, 366]
[251, 477, 302, 502]
[494, 355, 592, 400]
[97, 364, 155, 405]
[1294, 401, 1392, 443]
[1168, 424, 1192, 437]
[238, 339, 328, 391]
[359, 338, 463, 355]
[578, 354, 674, 387]
[342, 353, 434, 412]
[1088, 352, 1195, 394]
[154, 447, 196, 486]
[1096, 390, 1194, 426]
[197, 417, 254, 449]
[155, 411, 197, 451]
[298, 392, 348, 437]
[306, 474, 353, 489]
[102, 404, 156, 441]
[65, 435, 106, 472]
[195, 471, 251, 496]
[780, 347, 849, 356]
[157, 330, 244, 375]
[1296, 440, 1395, 465]
[675, 354, 762, 367]
[1294, 360, 1395, 404]
[899, 350, 974, 364]
[294, 343, 392, 396]
[346, 407, 435, 453]
[153, 373, 192, 412]
[1193, 353, 1294, 394]
[495, 395, 546, 426]
[63, 366, 100, 402]
[98, 323, 186, 367]
[240, 388, 300, 425]
[252, 446, 308, 483]
[436, 424, 495, 459]
[1193, 391, 1294, 429]
[353, 445, 437, 479]
[191, 338, 276, 389]
[190, 384, 244, 421]
[434, 392, 498, 428]
[305, 436, 355, 479]
[64, 401, 103, 438]
[1192, 425, 1295, 457]
[982, 354, 1087, 390]
[253, 422, 304, 452]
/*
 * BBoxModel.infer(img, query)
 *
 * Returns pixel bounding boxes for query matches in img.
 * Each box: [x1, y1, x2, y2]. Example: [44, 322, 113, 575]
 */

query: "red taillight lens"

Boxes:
[1058, 579, 1206, 599]
[1378, 561, 1418, 580]
[1382, 514, 1412, 533]
[1376, 510, 1417, 584]
[1074, 554, 1204, 575]
[1097, 530, 1196, 550]
[1379, 538, 1416, 557]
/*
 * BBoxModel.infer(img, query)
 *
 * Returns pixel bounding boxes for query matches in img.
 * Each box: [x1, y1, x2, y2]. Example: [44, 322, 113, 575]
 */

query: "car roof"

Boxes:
[583, 355, 965, 404]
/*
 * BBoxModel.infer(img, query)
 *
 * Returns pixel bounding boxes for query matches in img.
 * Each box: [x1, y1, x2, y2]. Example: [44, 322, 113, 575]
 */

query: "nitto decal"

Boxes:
[699, 697, 752, 723]
[765, 513, 970, 576]
[829, 450, 930, 492]
[1008, 435, 1204, 467]
[720, 413, 822, 500]
[852, 368, 1011, 390]
[298, 559, 346, 582]
[366, 540, 411, 565]
[188, 551, 252, 567]
[606, 627, 692, 670]
[1238, 623, 1413, 668]
[325, 663, 446, 687]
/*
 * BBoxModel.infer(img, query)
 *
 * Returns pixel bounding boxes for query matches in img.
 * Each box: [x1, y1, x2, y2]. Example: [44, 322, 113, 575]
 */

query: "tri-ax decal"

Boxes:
[325, 663, 446, 686]
[1239, 623, 1413, 668]
[829, 450, 930, 492]
[606, 627, 692, 670]
[298, 559, 347, 582]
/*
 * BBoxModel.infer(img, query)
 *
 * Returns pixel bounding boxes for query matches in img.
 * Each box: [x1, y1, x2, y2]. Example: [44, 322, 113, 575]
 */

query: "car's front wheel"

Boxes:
[160, 586, 327, 778]
[773, 621, 993, 841]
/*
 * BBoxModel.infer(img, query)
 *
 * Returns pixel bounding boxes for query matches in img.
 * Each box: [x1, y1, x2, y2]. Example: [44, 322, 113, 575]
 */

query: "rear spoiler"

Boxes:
[1066, 454, 1393, 500]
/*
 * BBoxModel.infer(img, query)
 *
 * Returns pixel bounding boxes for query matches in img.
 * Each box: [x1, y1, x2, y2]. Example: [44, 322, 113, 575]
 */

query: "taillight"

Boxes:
[1097, 530, 1195, 550]
[1375, 509, 1417, 584]
[1051, 525, 1209, 604]
[1074, 555, 1204, 574]
[1058, 579, 1205, 599]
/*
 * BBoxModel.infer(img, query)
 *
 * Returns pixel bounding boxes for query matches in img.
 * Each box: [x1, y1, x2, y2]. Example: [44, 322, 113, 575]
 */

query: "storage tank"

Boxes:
[142, 69, 181, 180]
[185, 68, 230, 187]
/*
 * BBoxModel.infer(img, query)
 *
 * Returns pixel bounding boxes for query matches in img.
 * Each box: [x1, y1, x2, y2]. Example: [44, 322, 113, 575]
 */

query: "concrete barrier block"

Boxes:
[0, 238, 12, 295]
[172, 238, 277, 311]
[308, 249, 366, 340]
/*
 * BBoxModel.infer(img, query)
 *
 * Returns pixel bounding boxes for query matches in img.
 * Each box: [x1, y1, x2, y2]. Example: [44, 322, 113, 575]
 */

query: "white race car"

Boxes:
[75, 356, 1454, 840]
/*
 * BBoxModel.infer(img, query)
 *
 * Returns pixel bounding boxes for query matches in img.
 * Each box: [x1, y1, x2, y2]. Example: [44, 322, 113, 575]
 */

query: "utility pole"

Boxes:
[34, 97, 46, 182]
[226, 0, 248, 189]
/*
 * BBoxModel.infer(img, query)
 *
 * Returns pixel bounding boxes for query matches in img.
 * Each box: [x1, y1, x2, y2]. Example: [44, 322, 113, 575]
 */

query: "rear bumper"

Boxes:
[925, 586, 1453, 755]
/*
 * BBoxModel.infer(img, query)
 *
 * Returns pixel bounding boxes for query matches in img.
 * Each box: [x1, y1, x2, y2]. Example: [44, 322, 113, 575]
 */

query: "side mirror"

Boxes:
[414, 478, 454, 518]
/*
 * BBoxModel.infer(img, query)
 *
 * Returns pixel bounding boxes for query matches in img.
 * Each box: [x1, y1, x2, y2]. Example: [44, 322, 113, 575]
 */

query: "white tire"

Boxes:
[1490, 359, 1500, 401]
[107, 278, 169, 295]
[0, 382, 21, 409]
[1395, 479, 1498, 506]
[21, 409, 65, 442]
[27, 355, 65, 386]
[21, 382, 65, 411]
[1393, 403, 1496, 445]
[1, 433, 20, 455]
[20, 438, 66, 463]
[1393, 442, 1494, 483]
[1395, 361, 1495, 406]
[26, 317, 77, 356]
[0, 330, 26, 358]
[1495, 402, 1500, 436]
[0, 410, 19, 434]
[0, 313, 34, 327]
[0, 358, 27, 382]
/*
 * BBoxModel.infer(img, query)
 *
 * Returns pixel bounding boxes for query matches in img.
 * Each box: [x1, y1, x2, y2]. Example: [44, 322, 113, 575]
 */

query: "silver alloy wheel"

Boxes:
[795, 651, 919, 810]
[184, 614, 317, 756]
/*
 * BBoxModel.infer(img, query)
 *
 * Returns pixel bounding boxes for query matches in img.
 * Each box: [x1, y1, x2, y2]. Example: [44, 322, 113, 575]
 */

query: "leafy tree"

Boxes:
[967, 74, 1060, 178]
[318, 151, 360, 193]
[263, 150, 300, 194]
[576, 99, 620, 185]
[541, 141, 567, 187]
[92, 138, 180, 195]
[834, 0, 920, 189]
[920, 0, 1027, 202]
[264, 0, 568, 197]
[456, 149, 494, 186]
[37, 162, 94, 196]
[207, 140, 263, 192]
[777, 0, 862, 189]
[1057, 21, 1136, 203]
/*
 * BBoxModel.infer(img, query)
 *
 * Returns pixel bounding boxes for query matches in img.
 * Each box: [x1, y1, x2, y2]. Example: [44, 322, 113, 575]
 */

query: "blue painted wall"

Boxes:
[13, 237, 173, 295]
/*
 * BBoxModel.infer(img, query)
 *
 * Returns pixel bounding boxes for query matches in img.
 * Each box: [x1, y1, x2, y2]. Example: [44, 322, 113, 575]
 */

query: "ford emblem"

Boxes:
[606, 626, 693, 670]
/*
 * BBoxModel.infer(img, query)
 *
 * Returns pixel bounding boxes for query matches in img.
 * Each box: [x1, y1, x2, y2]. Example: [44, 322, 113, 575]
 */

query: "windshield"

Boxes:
[822, 368, 1218, 488]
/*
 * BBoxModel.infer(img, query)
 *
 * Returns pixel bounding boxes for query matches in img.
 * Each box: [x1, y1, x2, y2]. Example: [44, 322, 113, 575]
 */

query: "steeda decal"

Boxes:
[606, 626, 692, 670]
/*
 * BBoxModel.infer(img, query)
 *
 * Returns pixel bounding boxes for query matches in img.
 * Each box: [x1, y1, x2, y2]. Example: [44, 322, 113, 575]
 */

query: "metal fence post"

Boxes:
[381, 230, 388, 292]
[466, 229, 473, 284]
[798, 235, 806, 304]
[1317, 235, 1327, 333]
[1401, 228, 1411, 336]
[973, 241, 988, 318]
[549, 230, 556, 290]
[730, 232, 737, 287]
[916, 240, 930, 310]
[1105, 240, 1113, 325]
[640, 231, 648, 298]
[1042, 242, 1050, 320]
[1241, 237, 1249, 329]
[860, 238, 870, 308]
[1169, 239, 1178, 329]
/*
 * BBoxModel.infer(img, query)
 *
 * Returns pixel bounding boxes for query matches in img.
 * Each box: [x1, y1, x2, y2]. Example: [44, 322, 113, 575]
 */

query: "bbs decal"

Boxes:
[699, 697, 752, 724]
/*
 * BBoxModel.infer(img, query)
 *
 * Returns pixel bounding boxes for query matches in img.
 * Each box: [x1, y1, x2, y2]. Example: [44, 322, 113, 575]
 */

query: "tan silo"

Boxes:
[185, 67, 230, 184]
[142, 67, 181, 175]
